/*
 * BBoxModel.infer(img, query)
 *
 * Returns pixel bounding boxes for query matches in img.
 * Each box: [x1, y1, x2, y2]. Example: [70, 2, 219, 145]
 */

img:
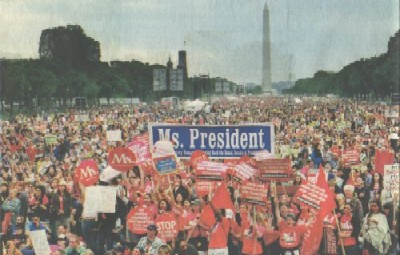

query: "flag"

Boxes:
[210, 183, 235, 218]
[300, 214, 324, 255]
[199, 204, 216, 228]
[317, 165, 336, 218]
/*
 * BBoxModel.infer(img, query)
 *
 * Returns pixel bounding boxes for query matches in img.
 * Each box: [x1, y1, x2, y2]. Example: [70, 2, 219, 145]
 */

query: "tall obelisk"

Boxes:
[262, 1, 272, 92]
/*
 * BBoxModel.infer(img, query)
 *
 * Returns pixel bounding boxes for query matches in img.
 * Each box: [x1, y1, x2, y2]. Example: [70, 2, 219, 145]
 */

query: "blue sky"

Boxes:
[0, 0, 398, 84]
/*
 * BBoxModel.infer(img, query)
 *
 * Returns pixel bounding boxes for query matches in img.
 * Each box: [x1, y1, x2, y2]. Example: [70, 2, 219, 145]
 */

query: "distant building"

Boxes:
[153, 51, 185, 93]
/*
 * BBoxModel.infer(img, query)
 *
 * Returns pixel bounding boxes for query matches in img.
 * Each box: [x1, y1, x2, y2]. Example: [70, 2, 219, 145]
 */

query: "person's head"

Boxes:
[147, 224, 158, 239]
[343, 203, 352, 215]
[174, 175, 182, 186]
[157, 244, 172, 255]
[285, 213, 296, 226]
[183, 199, 191, 209]
[58, 225, 67, 235]
[369, 200, 382, 214]
[58, 180, 67, 192]
[68, 236, 78, 249]
[32, 212, 41, 223]
[9, 189, 17, 198]
[0, 182, 8, 192]
[177, 238, 189, 251]
[158, 199, 171, 212]
[175, 193, 183, 204]
[343, 185, 354, 199]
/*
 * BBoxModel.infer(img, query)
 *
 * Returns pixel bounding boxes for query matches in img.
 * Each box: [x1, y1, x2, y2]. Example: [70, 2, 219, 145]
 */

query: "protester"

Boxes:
[134, 224, 164, 255]
[0, 96, 399, 255]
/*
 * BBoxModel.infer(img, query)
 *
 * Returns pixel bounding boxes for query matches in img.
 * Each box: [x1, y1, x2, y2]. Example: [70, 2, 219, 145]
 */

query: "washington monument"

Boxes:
[262, 1, 272, 92]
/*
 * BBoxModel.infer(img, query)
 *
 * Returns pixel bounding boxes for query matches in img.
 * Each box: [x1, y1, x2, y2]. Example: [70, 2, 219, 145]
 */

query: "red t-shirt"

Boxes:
[279, 221, 306, 248]
[339, 214, 356, 246]
[208, 218, 231, 249]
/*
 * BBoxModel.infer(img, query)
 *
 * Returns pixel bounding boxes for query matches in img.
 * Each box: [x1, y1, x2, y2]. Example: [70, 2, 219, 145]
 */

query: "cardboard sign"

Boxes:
[384, 164, 399, 195]
[44, 134, 58, 145]
[30, 230, 51, 255]
[108, 147, 136, 172]
[127, 206, 153, 235]
[156, 213, 178, 241]
[84, 186, 117, 214]
[106, 130, 122, 142]
[257, 158, 293, 181]
[76, 159, 99, 186]
[240, 181, 269, 206]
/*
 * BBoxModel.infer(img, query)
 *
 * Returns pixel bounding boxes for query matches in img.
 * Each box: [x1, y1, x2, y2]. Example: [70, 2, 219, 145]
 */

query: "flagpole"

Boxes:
[332, 210, 346, 255]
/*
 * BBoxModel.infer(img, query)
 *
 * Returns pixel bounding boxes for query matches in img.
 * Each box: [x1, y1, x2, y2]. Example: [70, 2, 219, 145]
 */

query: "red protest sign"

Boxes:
[257, 158, 293, 182]
[156, 213, 178, 241]
[240, 181, 269, 206]
[238, 155, 257, 168]
[76, 159, 99, 186]
[127, 206, 153, 235]
[108, 147, 136, 172]
[342, 149, 360, 166]
[195, 161, 227, 181]
[234, 163, 258, 181]
[195, 180, 220, 196]
[190, 150, 209, 167]
[127, 135, 151, 166]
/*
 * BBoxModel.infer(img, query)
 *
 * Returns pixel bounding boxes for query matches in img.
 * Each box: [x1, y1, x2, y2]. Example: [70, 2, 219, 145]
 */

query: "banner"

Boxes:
[190, 150, 209, 167]
[384, 164, 399, 195]
[84, 186, 117, 214]
[127, 206, 153, 235]
[156, 213, 178, 241]
[153, 155, 178, 175]
[149, 124, 274, 158]
[106, 130, 122, 142]
[257, 159, 293, 181]
[240, 181, 269, 206]
[29, 230, 51, 255]
[195, 180, 220, 196]
[76, 159, 99, 186]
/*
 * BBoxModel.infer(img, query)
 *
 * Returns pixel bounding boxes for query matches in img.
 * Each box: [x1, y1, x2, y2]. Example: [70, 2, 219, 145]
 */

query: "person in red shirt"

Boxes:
[206, 206, 231, 255]
[338, 204, 361, 255]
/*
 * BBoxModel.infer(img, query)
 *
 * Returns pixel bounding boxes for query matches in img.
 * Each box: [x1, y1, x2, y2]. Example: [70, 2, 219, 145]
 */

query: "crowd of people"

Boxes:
[0, 95, 399, 255]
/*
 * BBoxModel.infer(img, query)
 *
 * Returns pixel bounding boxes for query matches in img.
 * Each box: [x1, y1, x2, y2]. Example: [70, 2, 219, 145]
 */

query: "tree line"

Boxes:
[285, 30, 399, 99]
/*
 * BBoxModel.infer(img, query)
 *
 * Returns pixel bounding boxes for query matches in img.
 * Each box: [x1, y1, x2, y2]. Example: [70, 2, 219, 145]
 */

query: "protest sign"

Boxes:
[384, 164, 399, 195]
[84, 186, 117, 214]
[153, 155, 178, 175]
[257, 159, 293, 181]
[342, 149, 360, 166]
[190, 150, 209, 167]
[195, 161, 227, 181]
[195, 180, 220, 196]
[76, 159, 99, 186]
[240, 181, 269, 206]
[108, 147, 136, 172]
[127, 139, 151, 166]
[234, 163, 258, 181]
[106, 130, 122, 142]
[30, 230, 51, 255]
[375, 150, 395, 175]
[44, 134, 58, 145]
[156, 213, 178, 241]
[127, 206, 153, 235]
[149, 124, 274, 158]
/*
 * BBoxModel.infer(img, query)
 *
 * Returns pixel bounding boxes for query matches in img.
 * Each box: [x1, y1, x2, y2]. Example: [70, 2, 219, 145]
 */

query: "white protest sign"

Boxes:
[84, 186, 117, 214]
[30, 230, 51, 255]
[106, 130, 122, 142]
[384, 164, 399, 195]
